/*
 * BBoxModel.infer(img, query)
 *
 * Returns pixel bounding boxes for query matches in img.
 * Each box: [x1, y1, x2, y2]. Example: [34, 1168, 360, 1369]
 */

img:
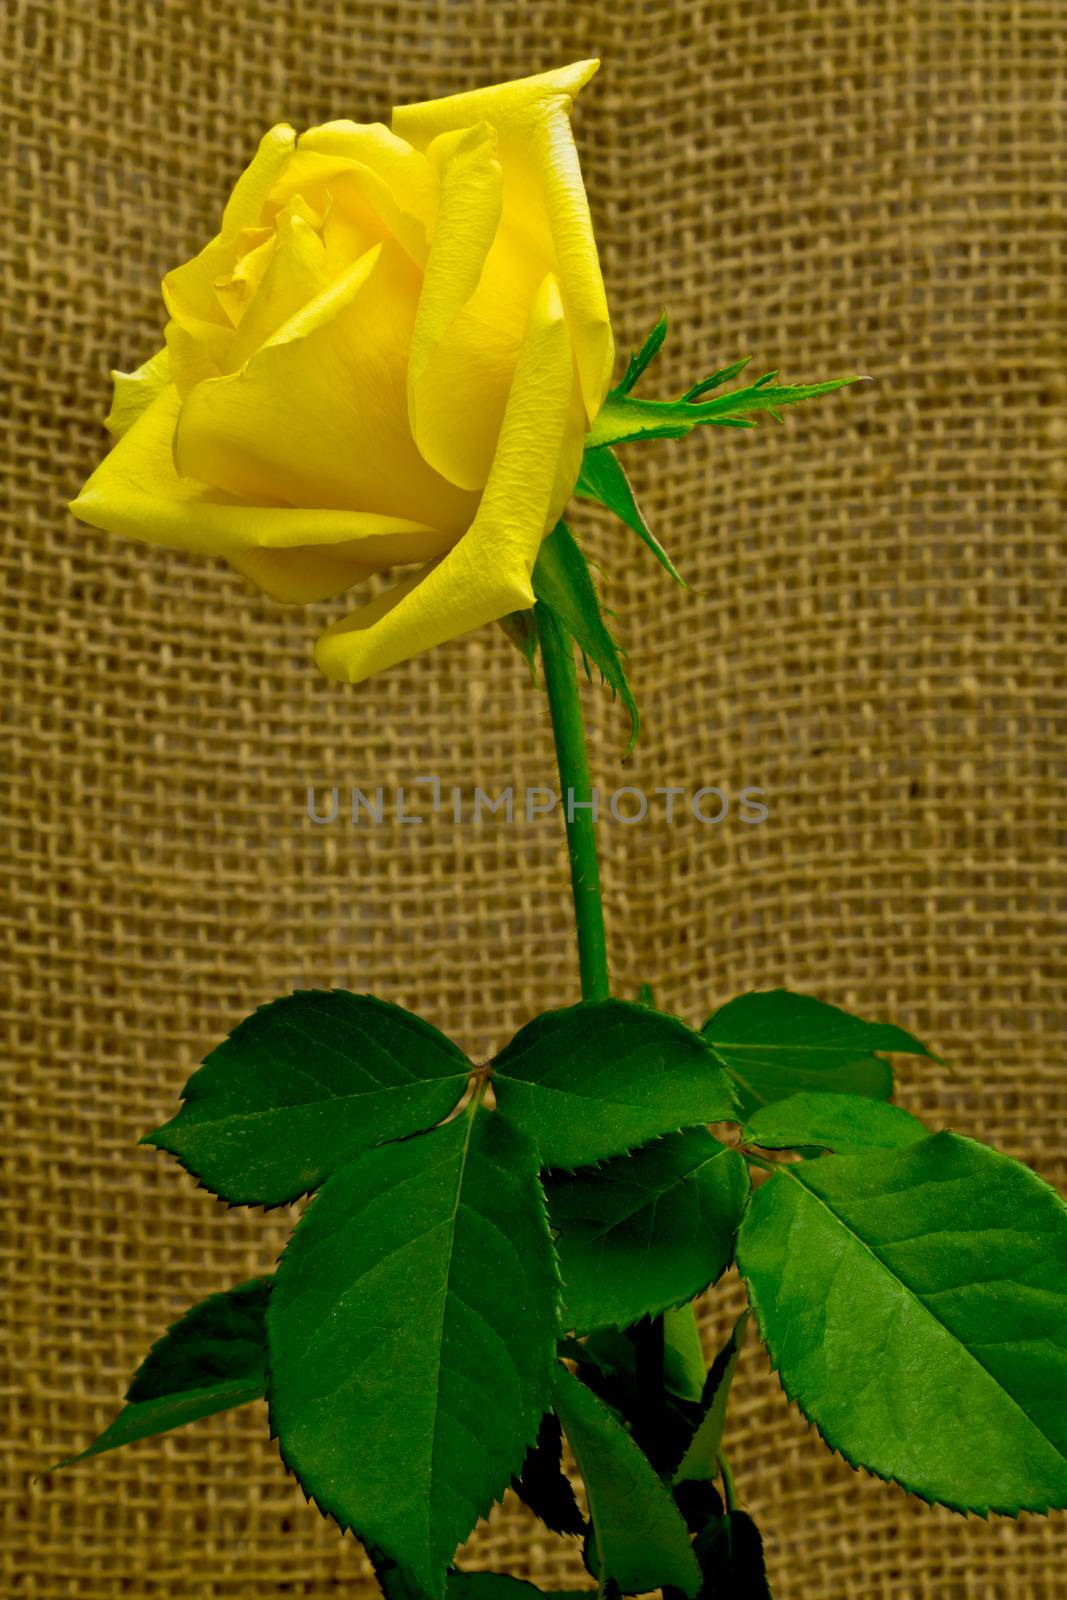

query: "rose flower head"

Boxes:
[71, 61, 613, 683]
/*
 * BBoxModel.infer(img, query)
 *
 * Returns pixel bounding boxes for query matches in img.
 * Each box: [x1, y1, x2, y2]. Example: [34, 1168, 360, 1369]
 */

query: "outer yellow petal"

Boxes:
[406, 124, 503, 489]
[227, 544, 381, 604]
[392, 61, 613, 422]
[314, 273, 575, 684]
[392, 59, 600, 142]
[173, 241, 476, 530]
[69, 385, 449, 601]
[105, 347, 171, 438]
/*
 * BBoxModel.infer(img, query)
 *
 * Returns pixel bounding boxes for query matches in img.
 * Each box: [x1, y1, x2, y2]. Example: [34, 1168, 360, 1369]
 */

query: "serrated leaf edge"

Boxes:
[264, 1119, 563, 1595]
[739, 1152, 1066, 1518]
[549, 1134, 749, 1333]
[142, 987, 473, 1208]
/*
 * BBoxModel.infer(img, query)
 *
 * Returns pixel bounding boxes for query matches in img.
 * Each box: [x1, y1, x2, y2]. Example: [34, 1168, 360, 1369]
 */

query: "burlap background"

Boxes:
[3, 0, 1065, 1595]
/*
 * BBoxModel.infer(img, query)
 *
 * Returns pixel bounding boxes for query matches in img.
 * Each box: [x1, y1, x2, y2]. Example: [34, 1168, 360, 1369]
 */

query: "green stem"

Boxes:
[535, 602, 610, 1002]
[718, 1449, 737, 1514]
[742, 1151, 777, 1174]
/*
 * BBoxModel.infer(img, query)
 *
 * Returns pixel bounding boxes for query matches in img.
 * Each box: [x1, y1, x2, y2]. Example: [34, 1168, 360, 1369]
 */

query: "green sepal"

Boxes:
[737, 1132, 1067, 1514]
[497, 610, 539, 683]
[616, 311, 668, 394]
[492, 1000, 740, 1171]
[575, 446, 685, 585]
[682, 358, 752, 402]
[587, 374, 865, 450]
[545, 1129, 749, 1331]
[532, 521, 639, 754]
[671, 1312, 749, 1484]
[703, 989, 937, 1117]
[743, 1091, 928, 1156]
[51, 1278, 270, 1468]
[267, 1109, 560, 1600]
[144, 990, 472, 1206]
[552, 1366, 702, 1598]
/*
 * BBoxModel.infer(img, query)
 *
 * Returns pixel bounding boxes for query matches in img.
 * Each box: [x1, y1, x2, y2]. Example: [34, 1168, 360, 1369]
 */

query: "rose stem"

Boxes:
[534, 601, 610, 1002]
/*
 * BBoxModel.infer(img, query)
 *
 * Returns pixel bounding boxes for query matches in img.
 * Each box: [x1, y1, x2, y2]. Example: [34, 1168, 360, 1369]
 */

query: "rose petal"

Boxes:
[105, 347, 171, 439]
[392, 60, 613, 423]
[298, 121, 438, 229]
[313, 272, 574, 683]
[70, 384, 449, 604]
[406, 123, 504, 490]
[173, 240, 476, 530]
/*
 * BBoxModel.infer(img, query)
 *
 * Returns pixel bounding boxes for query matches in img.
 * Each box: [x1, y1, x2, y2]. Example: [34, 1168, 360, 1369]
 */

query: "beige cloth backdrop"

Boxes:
[3, 1, 1064, 1595]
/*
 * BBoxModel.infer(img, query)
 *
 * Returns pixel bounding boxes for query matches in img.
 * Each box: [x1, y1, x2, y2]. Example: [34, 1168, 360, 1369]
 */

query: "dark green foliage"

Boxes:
[661, 1303, 706, 1403]
[743, 1091, 928, 1155]
[493, 1000, 739, 1169]
[738, 1133, 1067, 1513]
[447, 1579, 593, 1600]
[511, 1412, 586, 1538]
[693, 1509, 772, 1598]
[703, 989, 935, 1116]
[671, 1313, 749, 1484]
[268, 1109, 559, 1599]
[66, 980, 1067, 1600]
[552, 1366, 701, 1597]
[55, 1279, 269, 1466]
[145, 990, 471, 1205]
[546, 1131, 748, 1332]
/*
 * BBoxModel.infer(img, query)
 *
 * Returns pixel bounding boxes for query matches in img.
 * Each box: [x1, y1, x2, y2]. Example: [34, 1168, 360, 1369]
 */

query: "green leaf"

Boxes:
[744, 1092, 928, 1156]
[53, 1279, 269, 1467]
[267, 1109, 560, 1600]
[552, 1366, 701, 1597]
[145, 990, 472, 1206]
[546, 1129, 749, 1332]
[702, 990, 936, 1117]
[532, 521, 639, 754]
[367, 1543, 434, 1600]
[672, 1313, 749, 1484]
[586, 375, 864, 450]
[662, 1303, 705, 1403]
[493, 1001, 740, 1171]
[448, 1578, 592, 1600]
[616, 311, 668, 394]
[693, 1509, 772, 1598]
[575, 447, 684, 585]
[736, 1132, 1067, 1514]
[511, 1411, 586, 1537]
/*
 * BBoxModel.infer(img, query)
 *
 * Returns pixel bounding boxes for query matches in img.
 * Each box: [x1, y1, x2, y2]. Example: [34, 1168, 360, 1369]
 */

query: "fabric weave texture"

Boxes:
[2, 1, 1064, 1596]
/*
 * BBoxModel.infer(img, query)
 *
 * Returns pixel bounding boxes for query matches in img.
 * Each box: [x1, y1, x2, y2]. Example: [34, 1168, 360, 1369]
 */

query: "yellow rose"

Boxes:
[70, 60, 613, 683]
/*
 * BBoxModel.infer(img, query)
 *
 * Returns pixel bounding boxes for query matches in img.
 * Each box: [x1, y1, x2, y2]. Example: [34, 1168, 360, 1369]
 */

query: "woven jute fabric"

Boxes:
[2, 1, 1064, 1595]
